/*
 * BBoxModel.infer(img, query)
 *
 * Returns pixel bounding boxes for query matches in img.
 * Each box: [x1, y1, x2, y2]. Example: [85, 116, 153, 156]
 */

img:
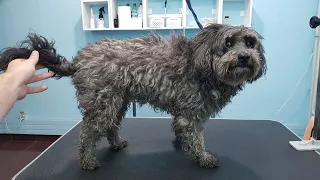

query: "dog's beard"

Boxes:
[214, 50, 261, 86]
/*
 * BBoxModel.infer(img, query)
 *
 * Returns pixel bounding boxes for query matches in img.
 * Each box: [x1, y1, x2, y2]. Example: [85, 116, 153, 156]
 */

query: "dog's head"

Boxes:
[191, 23, 266, 86]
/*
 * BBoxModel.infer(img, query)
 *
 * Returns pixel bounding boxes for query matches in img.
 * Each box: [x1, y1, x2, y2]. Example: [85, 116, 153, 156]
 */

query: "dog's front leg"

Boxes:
[172, 116, 220, 168]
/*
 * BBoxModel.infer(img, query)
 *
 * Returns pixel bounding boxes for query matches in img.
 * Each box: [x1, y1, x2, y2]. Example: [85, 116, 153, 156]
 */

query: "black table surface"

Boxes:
[12, 118, 320, 180]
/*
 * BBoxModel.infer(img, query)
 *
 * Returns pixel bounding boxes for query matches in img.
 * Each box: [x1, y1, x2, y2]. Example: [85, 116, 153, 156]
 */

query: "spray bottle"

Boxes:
[97, 7, 105, 28]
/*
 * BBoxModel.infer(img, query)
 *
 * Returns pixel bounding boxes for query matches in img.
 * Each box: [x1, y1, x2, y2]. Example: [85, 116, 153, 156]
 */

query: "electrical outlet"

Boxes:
[19, 111, 25, 121]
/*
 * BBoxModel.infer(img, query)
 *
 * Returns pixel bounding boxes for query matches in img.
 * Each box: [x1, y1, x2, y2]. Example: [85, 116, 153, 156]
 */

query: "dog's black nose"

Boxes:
[238, 54, 250, 64]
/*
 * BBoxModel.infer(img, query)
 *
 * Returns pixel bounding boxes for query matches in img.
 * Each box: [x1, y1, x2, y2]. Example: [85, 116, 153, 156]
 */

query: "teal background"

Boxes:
[0, 0, 318, 138]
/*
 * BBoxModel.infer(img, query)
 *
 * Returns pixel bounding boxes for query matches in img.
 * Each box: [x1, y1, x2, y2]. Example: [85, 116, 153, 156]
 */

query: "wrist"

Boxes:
[0, 73, 19, 100]
[0, 73, 20, 122]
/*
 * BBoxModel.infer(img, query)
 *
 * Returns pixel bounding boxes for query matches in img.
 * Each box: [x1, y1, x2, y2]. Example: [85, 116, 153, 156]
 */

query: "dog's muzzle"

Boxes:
[234, 53, 254, 71]
[231, 53, 254, 71]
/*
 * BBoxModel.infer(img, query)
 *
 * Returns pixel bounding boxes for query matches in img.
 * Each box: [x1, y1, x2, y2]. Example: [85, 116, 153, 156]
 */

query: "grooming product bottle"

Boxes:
[118, 5, 131, 28]
[164, 0, 167, 27]
[97, 7, 105, 28]
[138, 2, 143, 27]
[138, 2, 142, 18]
[114, 14, 119, 28]
[126, 3, 131, 17]
[131, 3, 138, 18]
[224, 16, 230, 24]
[90, 7, 95, 29]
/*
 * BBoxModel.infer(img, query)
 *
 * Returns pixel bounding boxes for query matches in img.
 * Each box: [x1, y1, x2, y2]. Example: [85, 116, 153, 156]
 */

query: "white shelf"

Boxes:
[80, 0, 253, 31]
[84, 27, 199, 31]
[82, 0, 109, 4]
[83, 27, 111, 31]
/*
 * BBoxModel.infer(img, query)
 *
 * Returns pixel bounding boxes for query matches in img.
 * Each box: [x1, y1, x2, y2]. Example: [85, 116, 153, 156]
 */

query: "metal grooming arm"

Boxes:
[289, 15, 320, 151]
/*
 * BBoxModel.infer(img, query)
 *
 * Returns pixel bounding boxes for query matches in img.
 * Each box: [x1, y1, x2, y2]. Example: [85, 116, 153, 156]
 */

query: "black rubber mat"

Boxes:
[12, 118, 320, 180]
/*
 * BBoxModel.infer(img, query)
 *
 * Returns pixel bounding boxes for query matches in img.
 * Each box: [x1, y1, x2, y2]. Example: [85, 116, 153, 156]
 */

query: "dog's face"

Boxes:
[192, 23, 266, 86]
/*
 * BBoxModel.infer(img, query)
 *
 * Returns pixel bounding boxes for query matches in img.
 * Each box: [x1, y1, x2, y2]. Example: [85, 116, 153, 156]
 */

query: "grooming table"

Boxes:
[12, 118, 320, 180]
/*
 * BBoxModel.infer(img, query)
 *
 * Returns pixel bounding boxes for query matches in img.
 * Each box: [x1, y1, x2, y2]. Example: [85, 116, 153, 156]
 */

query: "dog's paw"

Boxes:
[199, 152, 220, 168]
[80, 155, 100, 171]
[110, 138, 128, 151]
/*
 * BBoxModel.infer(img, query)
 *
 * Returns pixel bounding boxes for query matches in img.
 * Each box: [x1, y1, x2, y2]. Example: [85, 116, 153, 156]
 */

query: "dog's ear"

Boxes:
[190, 23, 226, 76]
[192, 41, 213, 76]
[190, 24, 222, 76]
[190, 23, 227, 76]
[253, 31, 266, 79]
[249, 42, 267, 82]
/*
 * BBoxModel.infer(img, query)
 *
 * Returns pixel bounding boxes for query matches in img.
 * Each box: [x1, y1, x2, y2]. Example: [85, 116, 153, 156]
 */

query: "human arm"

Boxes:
[0, 51, 52, 122]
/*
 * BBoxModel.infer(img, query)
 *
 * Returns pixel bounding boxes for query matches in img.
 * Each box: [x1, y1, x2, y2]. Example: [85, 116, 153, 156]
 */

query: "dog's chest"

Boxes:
[202, 85, 239, 114]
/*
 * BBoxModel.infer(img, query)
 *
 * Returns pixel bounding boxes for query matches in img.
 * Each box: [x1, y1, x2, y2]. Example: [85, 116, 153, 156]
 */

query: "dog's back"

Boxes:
[70, 34, 197, 113]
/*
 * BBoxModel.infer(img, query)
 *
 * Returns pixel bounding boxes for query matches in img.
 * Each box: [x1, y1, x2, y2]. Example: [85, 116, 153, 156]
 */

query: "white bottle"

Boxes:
[224, 16, 230, 24]
[138, 3, 142, 18]
[138, 2, 143, 27]
[90, 7, 95, 29]
[97, 20, 104, 28]
[132, 3, 138, 18]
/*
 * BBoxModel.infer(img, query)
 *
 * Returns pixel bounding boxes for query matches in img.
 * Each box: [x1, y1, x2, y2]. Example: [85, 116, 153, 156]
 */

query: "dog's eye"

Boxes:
[245, 36, 256, 48]
[246, 41, 254, 48]
[225, 41, 232, 48]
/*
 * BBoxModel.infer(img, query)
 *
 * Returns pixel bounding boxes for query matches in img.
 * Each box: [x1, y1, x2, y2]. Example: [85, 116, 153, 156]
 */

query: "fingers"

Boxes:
[27, 85, 48, 94]
[28, 50, 39, 66]
[30, 51, 47, 71]
[29, 72, 53, 84]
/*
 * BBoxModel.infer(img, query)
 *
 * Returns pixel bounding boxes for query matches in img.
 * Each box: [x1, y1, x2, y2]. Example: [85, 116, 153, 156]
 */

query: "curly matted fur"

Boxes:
[0, 23, 266, 170]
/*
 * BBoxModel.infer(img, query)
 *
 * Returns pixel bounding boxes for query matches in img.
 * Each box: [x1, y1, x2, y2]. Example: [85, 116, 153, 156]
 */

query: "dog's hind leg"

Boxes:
[106, 100, 130, 150]
[172, 116, 220, 168]
[79, 119, 103, 171]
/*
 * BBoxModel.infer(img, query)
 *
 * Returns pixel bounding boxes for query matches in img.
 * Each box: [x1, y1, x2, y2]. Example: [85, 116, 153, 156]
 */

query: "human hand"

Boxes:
[2, 50, 52, 100]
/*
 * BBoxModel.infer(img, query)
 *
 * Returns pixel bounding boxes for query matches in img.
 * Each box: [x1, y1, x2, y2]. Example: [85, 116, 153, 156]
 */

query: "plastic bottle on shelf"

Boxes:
[89, 7, 95, 29]
[138, 2, 143, 27]
[132, 3, 138, 18]
[224, 16, 230, 24]
[97, 7, 105, 29]
[138, 3, 142, 18]
[126, 3, 131, 18]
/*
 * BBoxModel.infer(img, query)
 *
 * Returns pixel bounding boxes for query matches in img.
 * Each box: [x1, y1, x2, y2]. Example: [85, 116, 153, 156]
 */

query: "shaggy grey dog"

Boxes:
[0, 23, 266, 170]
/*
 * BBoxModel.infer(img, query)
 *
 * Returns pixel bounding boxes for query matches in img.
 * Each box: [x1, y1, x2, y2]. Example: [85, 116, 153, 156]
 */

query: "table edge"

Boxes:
[11, 117, 314, 180]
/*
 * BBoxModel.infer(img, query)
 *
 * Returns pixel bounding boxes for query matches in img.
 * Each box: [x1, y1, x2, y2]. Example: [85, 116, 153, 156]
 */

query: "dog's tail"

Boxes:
[0, 33, 76, 79]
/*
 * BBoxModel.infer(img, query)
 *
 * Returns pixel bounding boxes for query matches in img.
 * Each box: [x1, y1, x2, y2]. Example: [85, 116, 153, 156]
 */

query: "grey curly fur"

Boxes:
[0, 23, 266, 170]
